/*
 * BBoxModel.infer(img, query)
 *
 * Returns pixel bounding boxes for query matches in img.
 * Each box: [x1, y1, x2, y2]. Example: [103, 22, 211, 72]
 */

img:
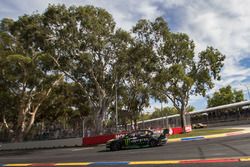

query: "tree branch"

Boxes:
[25, 75, 64, 134]
[49, 54, 95, 107]
[89, 67, 106, 98]
[164, 93, 181, 112]
[2, 114, 13, 133]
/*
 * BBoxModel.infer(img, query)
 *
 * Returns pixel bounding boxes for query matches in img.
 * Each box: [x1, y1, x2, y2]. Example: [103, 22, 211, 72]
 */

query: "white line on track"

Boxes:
[71, 147, 94, 151]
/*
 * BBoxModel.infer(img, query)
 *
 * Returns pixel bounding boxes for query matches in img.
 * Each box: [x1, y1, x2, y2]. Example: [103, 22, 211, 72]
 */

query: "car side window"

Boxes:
[137, 130, 151, 137]
[128, 132, 136, 138]
[136, 131, 141, 136]
[146, 130, 153, 136]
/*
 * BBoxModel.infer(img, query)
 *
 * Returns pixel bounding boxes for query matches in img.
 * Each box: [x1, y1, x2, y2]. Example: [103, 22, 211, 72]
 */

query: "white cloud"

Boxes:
[161, 0, 186, 7]
[171, 0, 250, 81]
[160, 0, 250, 107]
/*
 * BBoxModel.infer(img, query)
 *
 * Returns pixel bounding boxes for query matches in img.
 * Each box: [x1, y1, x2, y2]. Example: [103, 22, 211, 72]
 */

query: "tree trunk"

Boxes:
[134, 119, 137, 130]
[13, 76, 62, 142]
[2, 114, 13, 134]
[15, 130, 24, 142]
[95, 114, 104, 135]
[15, 108, 27, 142]
[24, 109, 37, 136]
[180, 106, 187, 133]
[94, 101, 109, 135]
[130, 119, 133, 131]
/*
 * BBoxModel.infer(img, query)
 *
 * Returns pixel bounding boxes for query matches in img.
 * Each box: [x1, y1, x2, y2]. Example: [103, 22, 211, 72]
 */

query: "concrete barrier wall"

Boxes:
[0, 137, 82, 150]
[208, 119, 250, 127]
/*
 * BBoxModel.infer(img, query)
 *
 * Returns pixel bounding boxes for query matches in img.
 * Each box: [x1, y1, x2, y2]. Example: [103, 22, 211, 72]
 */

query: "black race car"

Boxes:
[106, 129, 168, 151]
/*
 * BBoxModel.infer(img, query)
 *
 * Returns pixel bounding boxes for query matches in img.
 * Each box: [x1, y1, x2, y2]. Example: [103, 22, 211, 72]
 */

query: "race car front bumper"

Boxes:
[159, 138, 167, 145]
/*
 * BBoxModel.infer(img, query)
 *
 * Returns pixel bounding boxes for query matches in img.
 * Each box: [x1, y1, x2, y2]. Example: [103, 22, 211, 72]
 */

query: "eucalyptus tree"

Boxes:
[149, 106, 194, 119]
[207, 85, 244, 107]
[38, 83, 90, 124]
[133, 17, 225, 132]
[0, 16, 63, 141]
[118, 43, 153, 129]
[41, 5, 132, 134]
[33, 82, 91, 139]
[117, 17, 171, 129]
[155, 33, 225, 132]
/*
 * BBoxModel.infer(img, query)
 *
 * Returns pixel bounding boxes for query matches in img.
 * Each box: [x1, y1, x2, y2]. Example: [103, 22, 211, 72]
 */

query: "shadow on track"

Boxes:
[98, 145, 164, 153]
[0, 149, 35, 156]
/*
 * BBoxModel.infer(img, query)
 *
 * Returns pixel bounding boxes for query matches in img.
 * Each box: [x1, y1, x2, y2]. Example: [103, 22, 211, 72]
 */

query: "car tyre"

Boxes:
[110, 143, 120, 151]
[149, 139, 157, 147]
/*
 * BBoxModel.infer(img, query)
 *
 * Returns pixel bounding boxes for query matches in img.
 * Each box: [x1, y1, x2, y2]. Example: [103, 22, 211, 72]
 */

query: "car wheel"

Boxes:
[110, 143, 120, 151]
[149, 140, 157, 147]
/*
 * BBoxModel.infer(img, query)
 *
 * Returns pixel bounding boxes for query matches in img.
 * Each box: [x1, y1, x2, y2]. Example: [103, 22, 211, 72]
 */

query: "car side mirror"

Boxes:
[163, 129, 169, 135]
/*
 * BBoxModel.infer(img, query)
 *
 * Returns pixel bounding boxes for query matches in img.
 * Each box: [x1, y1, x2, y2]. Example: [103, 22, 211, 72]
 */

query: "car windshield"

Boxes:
[126, 130, 153, 138]
[139, 130, 153, 136]
[126, 132, 137, 138]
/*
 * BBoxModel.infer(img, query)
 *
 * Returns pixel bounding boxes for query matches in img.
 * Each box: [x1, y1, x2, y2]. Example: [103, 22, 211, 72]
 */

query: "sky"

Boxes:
[1, 0, 250, 112]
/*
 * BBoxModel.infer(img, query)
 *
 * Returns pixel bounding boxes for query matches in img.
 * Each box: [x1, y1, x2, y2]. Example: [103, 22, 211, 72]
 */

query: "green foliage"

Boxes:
[133, 18, 225, 130]
[0, 10, 64, 141]
[150, 107, 178, 119]
[0, 5, 226, 138]
[37, 83, 90, 129]
[109, 46, 153, 127]
[41, 5, 133, 133]
[207, 85, 244, 107]
[139, 105, 195, 121]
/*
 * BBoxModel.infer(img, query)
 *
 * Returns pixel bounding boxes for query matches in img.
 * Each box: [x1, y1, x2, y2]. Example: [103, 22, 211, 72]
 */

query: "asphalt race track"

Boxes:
[1, 133, 250, 166]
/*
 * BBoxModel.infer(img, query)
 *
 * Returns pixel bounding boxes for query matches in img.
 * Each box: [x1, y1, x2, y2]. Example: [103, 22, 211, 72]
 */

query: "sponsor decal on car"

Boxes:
[124, 138, 130, 146]
[130, 138, 149, 144]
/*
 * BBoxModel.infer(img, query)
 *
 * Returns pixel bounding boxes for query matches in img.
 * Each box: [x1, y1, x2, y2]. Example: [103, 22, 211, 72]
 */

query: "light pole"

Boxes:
[240, 83, 250, 100]
[161, 101, 165, 127]
[246, 86, 250, 100]
[115, 76, 118, 133]
[82, 118, 85, 138]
